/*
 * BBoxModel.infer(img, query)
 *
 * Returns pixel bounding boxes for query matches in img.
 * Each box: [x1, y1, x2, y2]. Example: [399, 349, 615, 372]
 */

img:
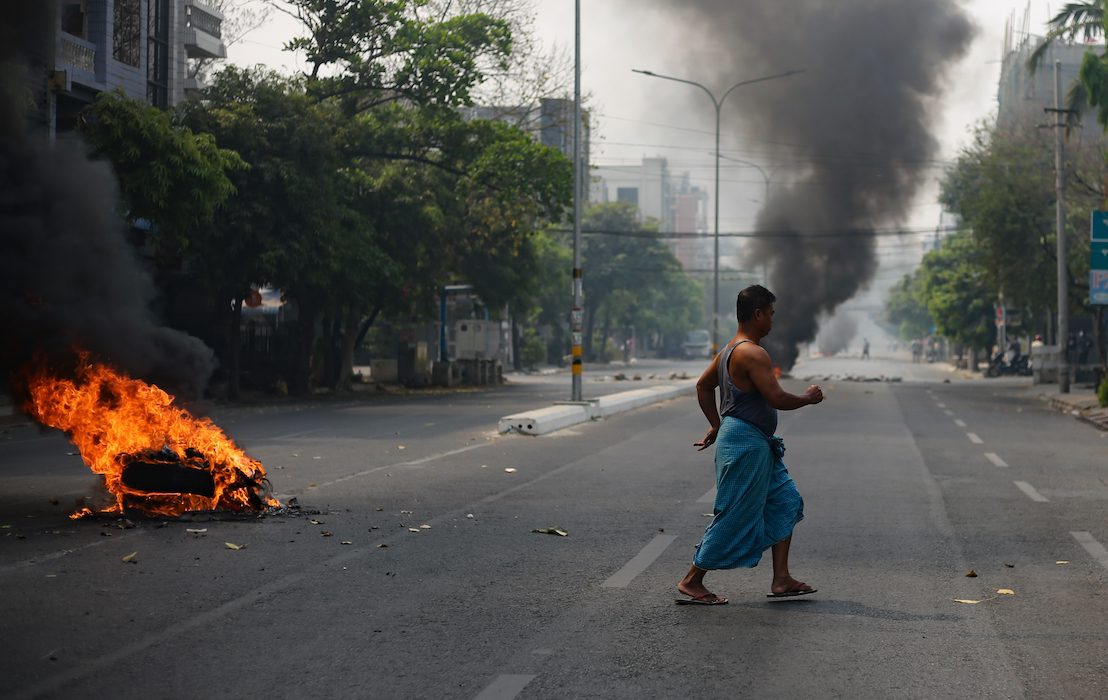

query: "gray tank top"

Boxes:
[718, 340, 778, 436]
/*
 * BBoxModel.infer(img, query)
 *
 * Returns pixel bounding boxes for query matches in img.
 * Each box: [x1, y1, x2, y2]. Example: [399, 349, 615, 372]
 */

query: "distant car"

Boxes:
[681, 329, 712, 360]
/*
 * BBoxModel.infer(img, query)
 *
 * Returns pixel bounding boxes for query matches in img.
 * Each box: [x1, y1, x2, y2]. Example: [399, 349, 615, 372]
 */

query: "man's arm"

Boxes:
[737, 344, 823, 410]
[693, 354, 721, 450]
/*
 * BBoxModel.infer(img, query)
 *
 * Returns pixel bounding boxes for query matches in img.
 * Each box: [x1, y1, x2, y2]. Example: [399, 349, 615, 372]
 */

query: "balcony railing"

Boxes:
[58, 32, 96, 74]
[186, 5, 222, 39]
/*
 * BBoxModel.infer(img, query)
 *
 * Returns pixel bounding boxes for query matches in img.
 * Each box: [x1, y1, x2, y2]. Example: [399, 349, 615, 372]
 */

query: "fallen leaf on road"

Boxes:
[997, 588, 1015, 595]
[320, 531, 333, 537]
[224, 542, 245, 550]
[408, 528, 420, 533]
[121, 551, 138, 563]
[965, 570, 978, 577]
[419, 524, 431, 530]
[532, 528, 569, 537]
[341, 541, 353, 545]
[504, 468, 517, 473]
[1056, 560, 1070, 565]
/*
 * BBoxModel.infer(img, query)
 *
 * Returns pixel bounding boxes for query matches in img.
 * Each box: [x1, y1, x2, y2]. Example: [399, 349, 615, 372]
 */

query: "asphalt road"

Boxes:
[2, 356, 1107, 699]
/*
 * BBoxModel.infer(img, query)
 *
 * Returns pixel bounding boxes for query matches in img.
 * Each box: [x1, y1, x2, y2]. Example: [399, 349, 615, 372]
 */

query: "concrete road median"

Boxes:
[498, 381, 695, 435]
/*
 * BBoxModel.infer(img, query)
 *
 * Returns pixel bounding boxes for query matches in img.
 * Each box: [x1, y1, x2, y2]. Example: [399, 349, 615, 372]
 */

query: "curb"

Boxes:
[1042, 394, 1108, 431]
[498, 381, 696, 435]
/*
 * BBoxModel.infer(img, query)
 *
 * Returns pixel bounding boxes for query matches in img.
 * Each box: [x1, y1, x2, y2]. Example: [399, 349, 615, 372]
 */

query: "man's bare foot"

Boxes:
[677, 581, 727, 604]
[770, 576, 814, 596]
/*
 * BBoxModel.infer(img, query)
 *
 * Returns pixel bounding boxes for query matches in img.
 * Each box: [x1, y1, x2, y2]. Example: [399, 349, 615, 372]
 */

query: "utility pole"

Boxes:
[1052, 59, 1071, 393]
[570, 0, 583, 402]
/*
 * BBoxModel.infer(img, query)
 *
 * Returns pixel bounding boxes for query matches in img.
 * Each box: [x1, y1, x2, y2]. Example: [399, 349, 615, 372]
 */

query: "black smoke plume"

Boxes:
[643, 0, 973, 369]
[1, 5, 214, 401]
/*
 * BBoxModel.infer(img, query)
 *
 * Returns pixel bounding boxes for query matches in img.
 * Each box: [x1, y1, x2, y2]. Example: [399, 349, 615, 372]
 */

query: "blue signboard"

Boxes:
[1093, 242, 1108, 270]
[1093, 210, 1108, 242]
[1092, 269, 1108, 306]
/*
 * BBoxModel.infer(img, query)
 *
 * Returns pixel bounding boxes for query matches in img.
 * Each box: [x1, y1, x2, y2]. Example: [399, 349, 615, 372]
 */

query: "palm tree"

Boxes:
[1025, 2, 1105, 129]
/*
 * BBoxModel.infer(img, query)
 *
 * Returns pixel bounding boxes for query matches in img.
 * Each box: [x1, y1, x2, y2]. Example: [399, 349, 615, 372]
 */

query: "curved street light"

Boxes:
[632, 68, 804, 353]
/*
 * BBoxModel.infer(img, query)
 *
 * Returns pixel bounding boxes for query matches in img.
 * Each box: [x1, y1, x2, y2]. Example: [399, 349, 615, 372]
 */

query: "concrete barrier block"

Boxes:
[498, 404, 590, 435]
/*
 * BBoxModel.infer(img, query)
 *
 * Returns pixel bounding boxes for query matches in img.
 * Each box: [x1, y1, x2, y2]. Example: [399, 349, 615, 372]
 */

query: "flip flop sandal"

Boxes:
[766, 588, 818, 598]
[675, 594, 729, 605]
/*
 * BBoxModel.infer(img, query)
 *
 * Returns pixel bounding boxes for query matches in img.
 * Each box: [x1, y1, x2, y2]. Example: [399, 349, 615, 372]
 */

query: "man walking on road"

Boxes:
[677, 285, 824, 605]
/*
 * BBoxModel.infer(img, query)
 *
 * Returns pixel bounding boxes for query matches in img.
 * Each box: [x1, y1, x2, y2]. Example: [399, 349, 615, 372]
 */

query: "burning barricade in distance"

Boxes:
[22, 354, 279, 519]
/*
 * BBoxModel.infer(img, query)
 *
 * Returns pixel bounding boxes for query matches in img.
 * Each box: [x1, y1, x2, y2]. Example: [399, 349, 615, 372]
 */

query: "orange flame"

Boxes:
[24, 357, 278, 518]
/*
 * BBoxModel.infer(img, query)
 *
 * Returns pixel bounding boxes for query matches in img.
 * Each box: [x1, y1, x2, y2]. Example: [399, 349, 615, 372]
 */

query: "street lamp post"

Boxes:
[632, 68, 803, 353]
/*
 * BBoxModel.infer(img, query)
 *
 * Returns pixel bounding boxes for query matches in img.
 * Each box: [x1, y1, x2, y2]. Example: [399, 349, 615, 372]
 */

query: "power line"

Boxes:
[556, 226, 959, 239]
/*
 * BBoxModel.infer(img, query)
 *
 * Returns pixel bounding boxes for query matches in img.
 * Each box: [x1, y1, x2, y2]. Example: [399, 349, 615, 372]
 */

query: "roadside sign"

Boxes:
[1092, 211, 1108, 242]
[1092, 270, 1108, 305]
[1092, 241, 1108, 270]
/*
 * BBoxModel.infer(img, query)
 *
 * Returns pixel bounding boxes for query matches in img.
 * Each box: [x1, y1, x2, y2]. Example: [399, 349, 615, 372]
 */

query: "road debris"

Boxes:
[340, 541, 353, 545]
[186, 528, 207, 536]
[377, 543, 388, 548]
[466, 514, 475, 519]
[504, 468, 517, 473]
[408, 528, 420, 533]
[997, 588, 1016, 595]
[419, 524, 431, 529]
[320, 531, 334, 537]
[532, 527, 568, 537]
[121, 551, 138, 563]
[224, 542, 245, 550]
[965, 570, 978, 577]
[1056, 560, 1070, 565]
[309, 519, 324, 525]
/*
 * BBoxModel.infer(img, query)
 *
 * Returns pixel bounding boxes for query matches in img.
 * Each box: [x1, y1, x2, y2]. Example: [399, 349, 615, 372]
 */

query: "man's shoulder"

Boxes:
[731, 340, 770, 364]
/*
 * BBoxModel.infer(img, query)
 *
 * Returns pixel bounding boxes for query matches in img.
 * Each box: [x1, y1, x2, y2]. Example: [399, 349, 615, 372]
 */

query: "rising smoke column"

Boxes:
[0, 5, 215, 399]
[644, 0, 974, 369]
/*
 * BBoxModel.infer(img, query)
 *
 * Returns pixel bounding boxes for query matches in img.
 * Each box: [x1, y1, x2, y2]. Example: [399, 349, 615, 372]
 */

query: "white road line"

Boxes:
[937, 402, 947, 408]
[984, 452, 1009, 468]
[312, 443, 492, 490]
[944, 410, 954, 416]
[697, 487, 716, 504]
[1013, 481, 1049, 502]
[265, 427, 327, 441]
[601, 534, 677, 588]
[1071, 531, 1108, 572]
[954, 419, 966, 428]
[967, 433, 983, 444]
[474, 674, 536, 700]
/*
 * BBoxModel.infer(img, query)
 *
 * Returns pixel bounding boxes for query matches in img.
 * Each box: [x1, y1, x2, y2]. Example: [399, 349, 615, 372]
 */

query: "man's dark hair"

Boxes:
[736, 285, 776, 323]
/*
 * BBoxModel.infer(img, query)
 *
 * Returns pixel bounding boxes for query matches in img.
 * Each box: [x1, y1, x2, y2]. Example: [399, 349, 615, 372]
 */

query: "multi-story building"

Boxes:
[997, 20, 1103, 139]
[591, 156, 710, 270]
[37, 0, 226, 134]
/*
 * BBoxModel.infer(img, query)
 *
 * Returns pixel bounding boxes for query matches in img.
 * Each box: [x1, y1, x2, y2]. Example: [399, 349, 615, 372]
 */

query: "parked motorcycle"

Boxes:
[985, 350, 1032, 377]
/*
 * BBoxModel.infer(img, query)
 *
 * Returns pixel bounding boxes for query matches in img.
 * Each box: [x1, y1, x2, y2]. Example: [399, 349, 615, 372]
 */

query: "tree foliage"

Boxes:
[78, 90, 244, 249]
[917, 232, 994, 352]
[884, 273, 932, 341]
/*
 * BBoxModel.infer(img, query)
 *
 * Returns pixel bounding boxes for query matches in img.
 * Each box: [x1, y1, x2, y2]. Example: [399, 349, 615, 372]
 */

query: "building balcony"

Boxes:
[184, 2, 227, 59]
[55, 31, 102, 90]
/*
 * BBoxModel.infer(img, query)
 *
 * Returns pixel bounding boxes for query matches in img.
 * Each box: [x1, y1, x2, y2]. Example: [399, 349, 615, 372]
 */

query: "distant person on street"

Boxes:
[862, 337, 870, 360]
[677, 285, 824, 605]
[911, 339, 922, 363]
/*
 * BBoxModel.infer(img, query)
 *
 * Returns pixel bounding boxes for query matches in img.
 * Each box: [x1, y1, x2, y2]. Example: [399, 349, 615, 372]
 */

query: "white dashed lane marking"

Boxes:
[1071, 532, 1108, 572]
[984, 452, 1009, 468]
[474, 674, 537, 700]
[954, 419, 967, 428]
[1013, 481, 1049, 502]
[601, 534, 677, 588]
[967, 433, 983, 444]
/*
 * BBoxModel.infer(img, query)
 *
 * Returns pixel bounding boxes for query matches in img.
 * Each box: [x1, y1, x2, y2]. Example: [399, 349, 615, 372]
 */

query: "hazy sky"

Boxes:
[231, 1, 1062, 286]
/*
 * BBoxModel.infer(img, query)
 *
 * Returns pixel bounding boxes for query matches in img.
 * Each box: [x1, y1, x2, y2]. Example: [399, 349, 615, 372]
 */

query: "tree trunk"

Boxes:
[1097, 307, 1107, 372]
[227, 296, 243, 401]
[583, 301, 597, 361]
[510, 307, 522, 371]
[599, 306, 611, 364]
[289, 301, 318, 397]
[335, 307, 364, 392]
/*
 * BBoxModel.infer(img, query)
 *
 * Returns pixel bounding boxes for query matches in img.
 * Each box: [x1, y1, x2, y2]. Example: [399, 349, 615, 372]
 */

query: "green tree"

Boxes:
[78, 90, 244, 253]
[885, 272, 932, 341]
[1027, 1, 1104, 129]
[918, 232, 994, 360]
[580, 203, 704, 361]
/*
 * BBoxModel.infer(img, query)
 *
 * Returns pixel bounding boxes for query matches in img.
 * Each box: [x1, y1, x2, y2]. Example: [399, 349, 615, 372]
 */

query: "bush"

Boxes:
[1098, 376, 1108, 408]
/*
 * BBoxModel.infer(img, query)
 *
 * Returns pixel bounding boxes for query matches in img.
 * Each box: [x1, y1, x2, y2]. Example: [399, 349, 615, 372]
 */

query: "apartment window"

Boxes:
[616, 187, 640, 206]
[113, 0, 142, 67]
[61, 2, 87, 38]
[146, 0, 170, 107]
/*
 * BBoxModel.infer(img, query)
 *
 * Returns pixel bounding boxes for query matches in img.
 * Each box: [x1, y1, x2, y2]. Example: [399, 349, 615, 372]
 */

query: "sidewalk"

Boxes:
[1032, 386, 1108, 431]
